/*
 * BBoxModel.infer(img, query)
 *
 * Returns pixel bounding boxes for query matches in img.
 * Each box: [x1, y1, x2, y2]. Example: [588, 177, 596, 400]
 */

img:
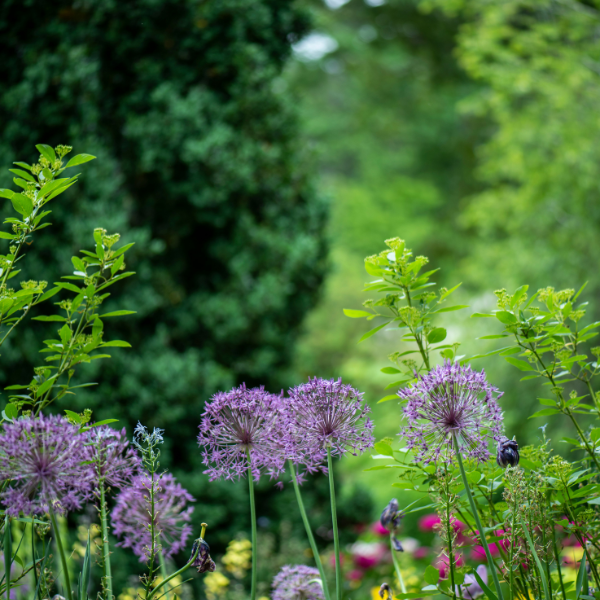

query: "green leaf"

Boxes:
[64, 409, 81, 424]
[0, 231, 17, 239]
[529, 408, 561, 418]
[504, 356, 536, 371]
[36, 144, 56, 163]
[65, 154, 96, 168]
[99, 310, 137, 318]
[380, 367, 401, 374]
[478, 334, 508, 339]
[472, 568, 498, 600]
[358, 321, 390, 343]
[434, 304, 468, 313]
[471, 312, 494, 318]
[343, 308, 372, 318]
[427, 327, 447, 344]
[55, 281, 82, 294]
[59, 324, 72, 346]
[9, 168, 35, 182]
[424, 565, 439, 586]
[511, 284, 529, 307]
[374, 442, 394, 457]
[378, 394, 399, 404]
[495, 310, 517, 325]
[0, 189, 14, 199]
[37, 377, 56, 396]
[90, 419, 119, 427]
[440, 348, 454, 360]
[576, 550, 587, 598]
[32, 315, 67, 322]
[4, 403, 18, 420]
[100, 340, 132, 348]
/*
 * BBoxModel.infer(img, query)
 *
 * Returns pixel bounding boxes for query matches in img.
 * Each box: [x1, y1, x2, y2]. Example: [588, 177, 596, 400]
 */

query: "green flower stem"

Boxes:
[158, 552, 170, 600]
[247, 452, 258, 600]
[288, 460, 332, 600]
[327, 448, 342, 600]
[390, 537, 406, 595]
[453, 435, 504, 600]
[146, 525, 206, 600]
[99, 482, 112, 600]
[551, 525, 566, 599]
[145, 473, 158, 600]
[48, 504, 73, 600]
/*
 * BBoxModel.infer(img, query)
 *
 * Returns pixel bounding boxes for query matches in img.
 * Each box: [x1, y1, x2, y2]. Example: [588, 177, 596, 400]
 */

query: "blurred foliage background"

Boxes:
[2, 0, 600, 597]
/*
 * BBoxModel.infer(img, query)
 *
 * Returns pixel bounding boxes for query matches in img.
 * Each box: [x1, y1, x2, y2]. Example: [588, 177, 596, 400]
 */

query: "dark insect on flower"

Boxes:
[496, 436, 519, 468]
[0, 415, 93, 516]
[190, 538, 216, 573]
[111, 472, 194, 562]
[198, 384, 286, 481]
[285, 377, 375, 473]
[379, 583, 392, 600]
[398, 362, 504, 465]
[272, 565, 324, 600]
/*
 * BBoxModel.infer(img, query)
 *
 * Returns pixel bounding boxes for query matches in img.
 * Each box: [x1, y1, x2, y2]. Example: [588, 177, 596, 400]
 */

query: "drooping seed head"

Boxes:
[496, 436, 519, 468]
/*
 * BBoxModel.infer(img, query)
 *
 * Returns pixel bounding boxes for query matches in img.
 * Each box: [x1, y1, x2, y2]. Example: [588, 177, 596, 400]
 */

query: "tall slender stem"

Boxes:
[551, 525, 566, 599]
[288, 460, 331, 600]
[99, 482, 112, 600]
[158, 552, 170, 600]
[390, 537, 406, 594]
[247, 452, 257, 600]
[327, 448, 342, 600]
[48, 504, 73, 600]
[453, 435, 504, 600]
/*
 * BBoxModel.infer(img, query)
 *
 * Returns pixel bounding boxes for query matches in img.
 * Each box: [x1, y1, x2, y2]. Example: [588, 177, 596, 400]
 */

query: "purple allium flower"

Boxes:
[398, 362, 504, 465]
[86, 426, 140, 490]
[0, 415, 93, 516]
[198, 384, 286, 481]
[111, 472, 194, 562]
[285, 378, 374, 471]
[272, 565, 324, 600]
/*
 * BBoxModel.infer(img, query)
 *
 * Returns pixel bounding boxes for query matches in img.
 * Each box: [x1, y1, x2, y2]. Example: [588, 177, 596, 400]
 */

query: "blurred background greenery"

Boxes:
[2, 0, 600, 597]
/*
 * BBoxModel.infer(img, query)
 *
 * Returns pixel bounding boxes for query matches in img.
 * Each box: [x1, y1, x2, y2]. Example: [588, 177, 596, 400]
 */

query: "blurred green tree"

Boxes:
[0, 0, 334, 587]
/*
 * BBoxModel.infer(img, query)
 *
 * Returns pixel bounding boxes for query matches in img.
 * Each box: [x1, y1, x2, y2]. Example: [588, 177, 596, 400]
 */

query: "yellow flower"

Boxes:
[205, 571, 231, 600]
[222, 538, 252, 579]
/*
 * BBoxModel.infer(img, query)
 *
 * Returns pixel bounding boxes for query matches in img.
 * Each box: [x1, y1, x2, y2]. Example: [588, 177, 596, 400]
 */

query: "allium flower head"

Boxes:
[87, 426, 140, 490]
[272, 565, 324, 600]
[0, 415, 93, 516]
[111, 472, 194, 561]
[286, 378, 374, 471]
[398, 362, 504, 465]
[198, 384, 286, 481]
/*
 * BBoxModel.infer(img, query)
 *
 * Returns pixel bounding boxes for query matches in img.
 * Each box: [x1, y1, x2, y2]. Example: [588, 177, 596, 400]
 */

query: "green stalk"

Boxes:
[327, 448, 342, 600]
[288, 461, 332, 600]
[390, 536, 406, 594]
[551, 525, 566, 599]
[247, 452, 257, 600]
[158, 552, 170, 600]
[145, 473, 158, 600]
[99, 482, 112, 600]
[453, 435, 504, 600]
[48, 504, 73, 600]
[146, 524, 206, 600]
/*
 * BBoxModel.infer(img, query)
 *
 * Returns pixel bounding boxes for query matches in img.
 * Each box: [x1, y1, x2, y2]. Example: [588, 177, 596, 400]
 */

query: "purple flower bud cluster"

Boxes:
[398, 362, 504, 465]
[111, 472, 194, 562]
[0, 415, 93, 516]
[198, 378, 374, 482]
[272, 565, 324, 600]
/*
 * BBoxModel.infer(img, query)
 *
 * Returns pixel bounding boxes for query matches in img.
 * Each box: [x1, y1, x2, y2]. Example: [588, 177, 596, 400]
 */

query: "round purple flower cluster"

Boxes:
[0, 415, 93, 516]
[272, 565, 324, 600]
[111, 472, 194, 561]
[198, 378, 374, 482]
[398, 362, 504, 465]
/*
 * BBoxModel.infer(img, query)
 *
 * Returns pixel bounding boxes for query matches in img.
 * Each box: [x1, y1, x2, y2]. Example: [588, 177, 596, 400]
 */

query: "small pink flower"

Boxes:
[372, 522, 389, 536]
[419, 514, 441, 532]
[434, 553, 465, 579]
[347, 569, 363, 581]
[413, 547, 430, 560]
